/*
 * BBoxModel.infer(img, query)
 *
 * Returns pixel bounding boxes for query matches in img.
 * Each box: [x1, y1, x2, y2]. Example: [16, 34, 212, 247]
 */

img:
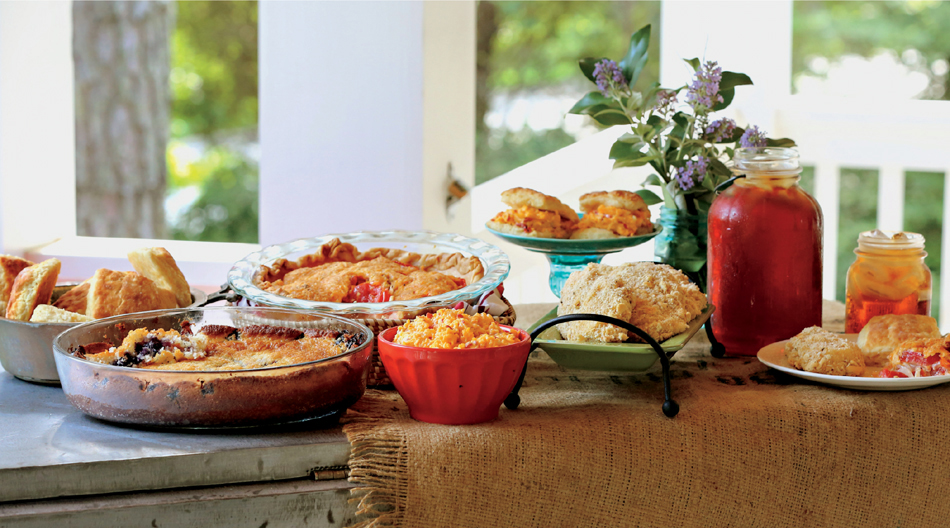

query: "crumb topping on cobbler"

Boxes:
[394, 308, 520, 349]
[74, 324, 365, 371]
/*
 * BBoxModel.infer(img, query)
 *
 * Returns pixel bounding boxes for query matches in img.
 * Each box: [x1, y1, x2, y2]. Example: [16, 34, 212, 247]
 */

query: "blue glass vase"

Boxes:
[653, 206, 708, 279]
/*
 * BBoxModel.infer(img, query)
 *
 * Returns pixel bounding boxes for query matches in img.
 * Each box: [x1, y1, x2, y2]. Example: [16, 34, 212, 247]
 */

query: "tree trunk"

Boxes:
[73, 1, 173, 238]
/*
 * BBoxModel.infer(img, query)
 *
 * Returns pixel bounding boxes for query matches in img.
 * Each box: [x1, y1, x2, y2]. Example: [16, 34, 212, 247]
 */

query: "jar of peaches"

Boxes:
[844, 230, 931, 333]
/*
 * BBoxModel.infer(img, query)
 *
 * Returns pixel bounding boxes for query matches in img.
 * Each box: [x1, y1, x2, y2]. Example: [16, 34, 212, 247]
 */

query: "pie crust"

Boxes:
[254, 238, 485, 303]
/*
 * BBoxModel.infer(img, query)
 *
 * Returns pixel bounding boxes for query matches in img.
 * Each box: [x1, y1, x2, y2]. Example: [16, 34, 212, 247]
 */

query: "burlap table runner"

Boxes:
[343, 302, 950, 527]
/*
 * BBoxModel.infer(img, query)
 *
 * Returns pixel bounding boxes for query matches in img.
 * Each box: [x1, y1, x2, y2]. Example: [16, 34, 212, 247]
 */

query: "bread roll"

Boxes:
[128, 247, 191, 307]
[0, 255, 35, 313]
[857, 314, 941, 366]
[85, 269, 178, 319]
[5, 258, 61, 321]
[30, 304, 93, 324]
[500, 187, 579, 222]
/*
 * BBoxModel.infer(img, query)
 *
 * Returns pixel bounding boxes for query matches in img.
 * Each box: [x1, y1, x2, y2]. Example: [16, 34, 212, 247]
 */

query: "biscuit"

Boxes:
[500, 187, 579, 222]
[857, 314, 941, 366]
[86, 269, 178, 319]
[578, 190, 647, 213]
[0, 255, 34, 313]
[30, 304, 93, 324]
[5, 259, 61, 321]
[53, 280, 90, 315]
[128, 247, 191, 307]
[557, 262, 707, 343]
[786, 326, 865, 376]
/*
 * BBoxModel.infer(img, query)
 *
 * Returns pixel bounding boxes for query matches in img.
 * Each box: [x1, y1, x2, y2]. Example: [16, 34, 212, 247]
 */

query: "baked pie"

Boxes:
[76, 323, 365, 371]
[255, 238, 484, 303]
[487, 187, 579, 239]
[571, 191, 654, 239]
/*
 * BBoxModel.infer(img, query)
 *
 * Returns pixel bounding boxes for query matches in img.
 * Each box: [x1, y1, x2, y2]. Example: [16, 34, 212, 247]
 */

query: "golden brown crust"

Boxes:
[86, 269, 178, 319]
[53, 280, 90, 314]
[556, 262, 707, 343]
[500, 187, 579, 222]
[5, 259, 61, 321]
[30, 304, 93, 323]
[786, 326, 865, 376]
[857, 314, 941, 366]
[128, 247, 191, 307]
[578, 190, 647, 213]
[0, 255, 34, 312]
[255, 238, 484, 293]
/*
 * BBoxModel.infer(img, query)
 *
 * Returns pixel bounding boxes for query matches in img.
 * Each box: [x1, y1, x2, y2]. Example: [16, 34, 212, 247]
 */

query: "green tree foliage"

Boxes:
[476, 1, 661, 184]
[170, 147, 259, 243]
[793, 1, 950, 99]
[171, 0, 258, 138]
[168, 1, 259, 243]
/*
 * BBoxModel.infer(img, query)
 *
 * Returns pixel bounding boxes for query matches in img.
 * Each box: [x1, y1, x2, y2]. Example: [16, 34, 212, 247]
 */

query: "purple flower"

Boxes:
[740, 125, 768, 148]
[675, 157, 709, 190]
[705, 118, 736, 143]
[593, 59, 627, 97]
[687, 61, 724, 110]
[653, 89, 678, 116]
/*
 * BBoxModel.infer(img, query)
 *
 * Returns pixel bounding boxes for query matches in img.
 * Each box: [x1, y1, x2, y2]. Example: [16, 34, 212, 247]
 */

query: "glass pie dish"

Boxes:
[52, 306, 373, 428]
[226, 230, 511, 317]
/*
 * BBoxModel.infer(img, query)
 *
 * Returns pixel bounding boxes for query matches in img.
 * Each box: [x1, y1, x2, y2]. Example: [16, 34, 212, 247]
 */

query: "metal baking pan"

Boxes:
[52, 306, 373, 428]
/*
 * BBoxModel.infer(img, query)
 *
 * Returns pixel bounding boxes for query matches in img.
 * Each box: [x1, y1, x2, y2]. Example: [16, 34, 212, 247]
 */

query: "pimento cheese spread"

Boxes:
[394, 309, 520, 349]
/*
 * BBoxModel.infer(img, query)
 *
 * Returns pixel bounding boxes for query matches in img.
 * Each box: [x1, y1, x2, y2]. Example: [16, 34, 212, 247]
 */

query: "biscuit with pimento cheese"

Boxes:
[571, 190, 653, 239]
[785, 326, 865, 376]
[488, 187, 578, 239]
[857, 314, 940, 366]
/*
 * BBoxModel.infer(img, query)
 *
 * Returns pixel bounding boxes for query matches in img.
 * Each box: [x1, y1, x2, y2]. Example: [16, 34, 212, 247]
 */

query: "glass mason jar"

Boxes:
[707, 147, 823, 356]
[844, 230, 931, 334]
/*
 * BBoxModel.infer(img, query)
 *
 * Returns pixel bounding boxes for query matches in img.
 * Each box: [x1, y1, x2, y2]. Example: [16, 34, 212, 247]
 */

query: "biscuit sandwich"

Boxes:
[570, 190, 653, 240]
[487, 187, 579, 239]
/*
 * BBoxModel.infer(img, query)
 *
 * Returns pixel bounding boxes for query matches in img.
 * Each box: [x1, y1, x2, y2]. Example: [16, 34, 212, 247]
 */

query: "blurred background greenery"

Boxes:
[474, 0, 948, 317]
[166, 0, 258, 243]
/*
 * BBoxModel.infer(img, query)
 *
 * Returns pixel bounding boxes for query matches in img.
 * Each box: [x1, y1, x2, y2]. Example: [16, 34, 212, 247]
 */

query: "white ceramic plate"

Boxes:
[757, 335, 950, 391]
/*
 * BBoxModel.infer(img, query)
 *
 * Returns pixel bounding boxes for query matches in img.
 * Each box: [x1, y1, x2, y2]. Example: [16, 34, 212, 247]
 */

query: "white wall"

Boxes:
[660, 1, 792, 132]
[259, 1, 425, 245]
[0, 1, 76, 255]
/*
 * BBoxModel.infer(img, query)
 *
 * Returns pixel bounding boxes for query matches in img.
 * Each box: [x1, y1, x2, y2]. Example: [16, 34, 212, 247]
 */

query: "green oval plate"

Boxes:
[485, 225, 662, 254]
[526, 304, 715, 372]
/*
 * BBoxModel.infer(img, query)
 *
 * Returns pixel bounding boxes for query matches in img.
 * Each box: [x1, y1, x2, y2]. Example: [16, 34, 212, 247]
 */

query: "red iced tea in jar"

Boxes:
[708, 148, 822, 356]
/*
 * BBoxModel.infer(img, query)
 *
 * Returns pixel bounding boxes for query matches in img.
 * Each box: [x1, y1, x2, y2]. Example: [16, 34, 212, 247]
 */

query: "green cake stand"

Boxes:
[485, 225, 662, 297]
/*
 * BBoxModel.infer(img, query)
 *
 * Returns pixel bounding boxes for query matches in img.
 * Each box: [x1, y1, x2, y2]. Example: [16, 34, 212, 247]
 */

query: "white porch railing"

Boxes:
[473, 95, 950, 331]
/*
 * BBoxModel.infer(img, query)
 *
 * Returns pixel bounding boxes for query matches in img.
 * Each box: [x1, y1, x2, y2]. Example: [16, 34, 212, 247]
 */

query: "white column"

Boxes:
[660, 1, 792, 131]
[876, 165, 905, 232]
[941, 170, 950, 332]
[422, 2, 476, 236]
[0, 1, 76, 254]
[259, 1, 425, 245]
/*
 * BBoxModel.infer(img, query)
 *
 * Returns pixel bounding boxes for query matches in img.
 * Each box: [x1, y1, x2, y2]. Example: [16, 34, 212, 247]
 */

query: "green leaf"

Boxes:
[635, 189, 663, 205]
[684, 58, 700, 71]
[712, 88, 735, 111]
[579, 57, 608, 84]
[617, 133, 644, 144]
[608, 139, 650, 160]
[568, 91, 614, 115]
[671, 112, 689, 129]
[719, 71, 754, 91]
[701, 175, 716, 191]
[613, 158, 653, 169]
[589, 108, 633, 125]
[642, 174, 663, 187]
[708, 158, 733, 178]
[766, 137, 797, 147]
[646, 114, 664, 128]
[619, 25, 651, 86]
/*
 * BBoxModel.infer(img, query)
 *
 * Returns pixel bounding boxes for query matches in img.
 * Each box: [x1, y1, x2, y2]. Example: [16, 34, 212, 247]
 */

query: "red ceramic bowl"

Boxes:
[377, 325, 531, 425]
